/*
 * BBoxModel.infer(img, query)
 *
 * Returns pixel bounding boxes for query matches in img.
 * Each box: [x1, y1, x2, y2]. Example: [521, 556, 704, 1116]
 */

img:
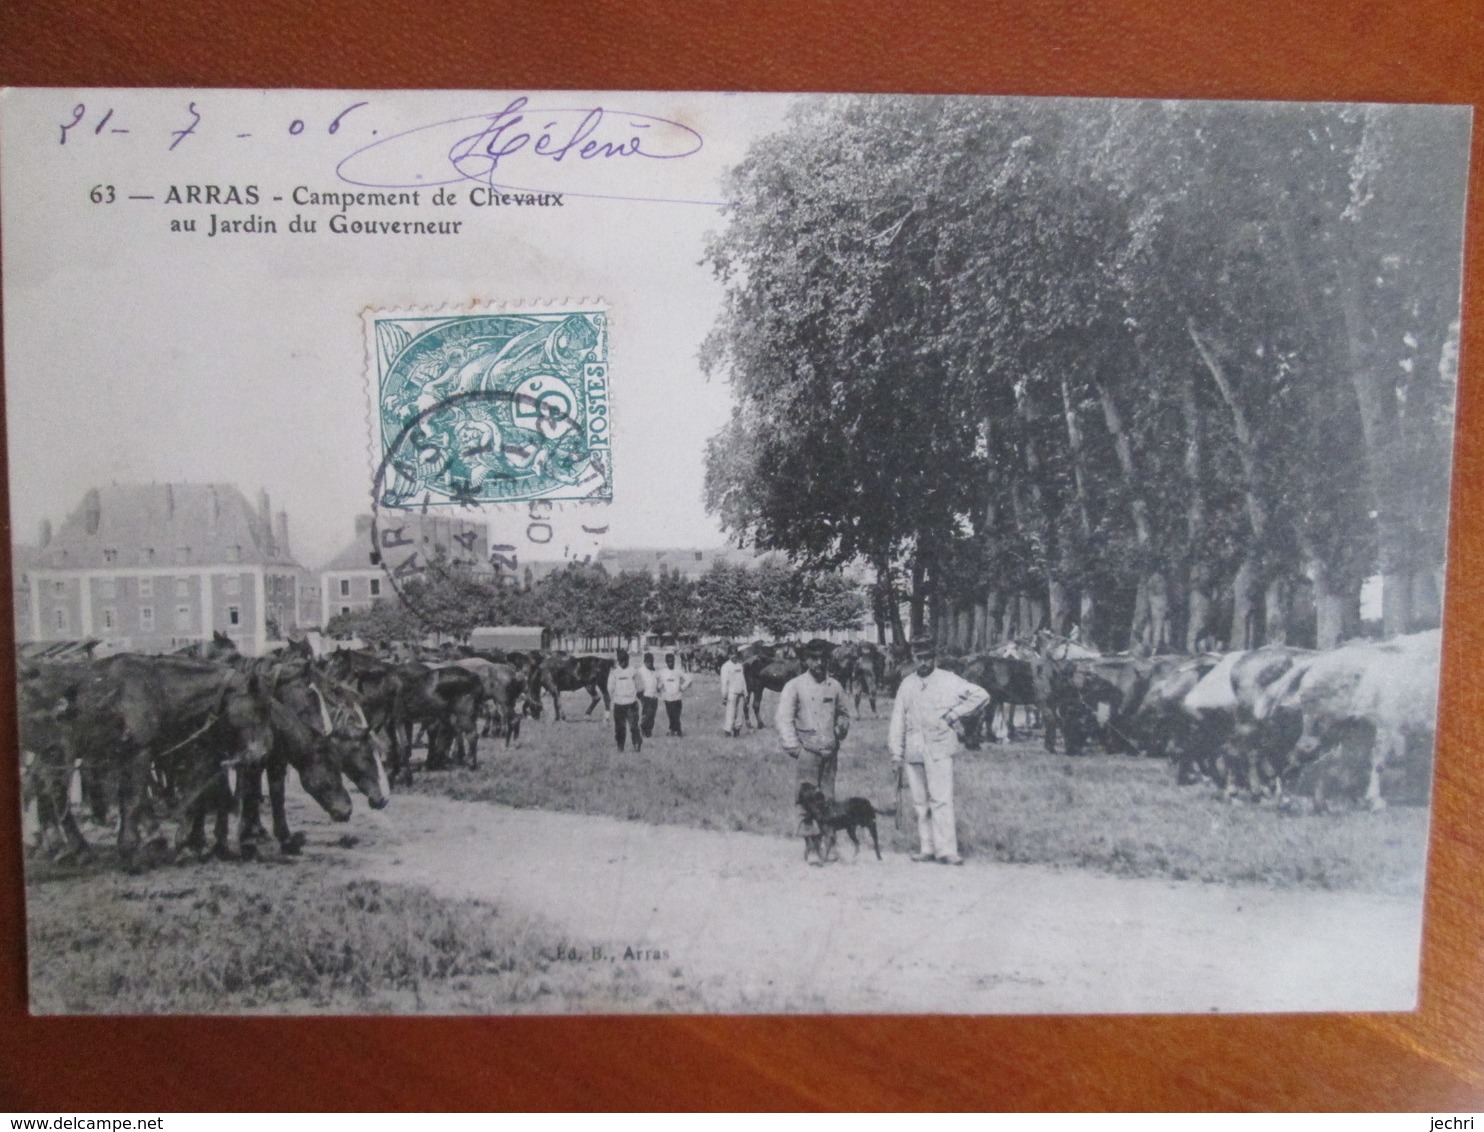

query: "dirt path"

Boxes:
[328, 792, 1423, 1014]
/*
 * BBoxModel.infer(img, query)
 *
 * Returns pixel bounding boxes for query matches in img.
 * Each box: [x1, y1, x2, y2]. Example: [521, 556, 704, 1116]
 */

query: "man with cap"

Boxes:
[719, 645, 749, 737]
[887, 635, 991, 865]
[657, 652, 693, 737]
[776, 640, 852, 799]
[637, 652, 661, 739]
[606, 648, 643, 753]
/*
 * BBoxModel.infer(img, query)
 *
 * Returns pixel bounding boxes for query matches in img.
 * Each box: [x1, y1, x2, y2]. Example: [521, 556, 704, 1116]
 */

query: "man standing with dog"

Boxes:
[776, 639, 852, 800]
[888, 635, 991, 865]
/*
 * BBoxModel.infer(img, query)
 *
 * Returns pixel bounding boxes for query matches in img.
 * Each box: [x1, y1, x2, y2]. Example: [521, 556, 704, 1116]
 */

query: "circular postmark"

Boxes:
[360, 307, 612, 634]
[373, 311, 609, 509]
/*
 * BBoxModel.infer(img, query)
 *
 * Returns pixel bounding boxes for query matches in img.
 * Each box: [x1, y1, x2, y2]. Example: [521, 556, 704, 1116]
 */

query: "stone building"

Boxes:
[318, 513, 490, 627]
[16, 483, 305, 656]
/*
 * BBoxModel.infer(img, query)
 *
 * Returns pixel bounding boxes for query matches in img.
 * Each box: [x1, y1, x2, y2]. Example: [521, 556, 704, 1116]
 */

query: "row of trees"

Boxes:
[324, 556, 865, 645]
[703, 97, 1467, 653]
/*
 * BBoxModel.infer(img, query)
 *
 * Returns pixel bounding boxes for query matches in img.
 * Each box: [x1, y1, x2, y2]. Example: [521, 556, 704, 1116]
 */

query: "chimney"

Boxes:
[257, 489, 274, 554]
[38, 519, 51, 548]
[274, 511, 291, 560]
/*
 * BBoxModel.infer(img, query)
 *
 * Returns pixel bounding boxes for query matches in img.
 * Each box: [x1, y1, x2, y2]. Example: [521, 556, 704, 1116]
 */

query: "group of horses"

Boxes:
[689, 629, 1440, 810]
[19, 634, 389, 870]
[24, 623, 1435, 871]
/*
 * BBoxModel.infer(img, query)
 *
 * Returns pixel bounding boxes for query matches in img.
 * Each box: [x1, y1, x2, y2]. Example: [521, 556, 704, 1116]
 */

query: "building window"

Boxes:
[694, 551, 704, 561]
[228, 605, 240, 626]
[53, 608, 67, 632]
[341, 606, 351, 616]
[97, 578, 116, 600]
[174, 605, 191, 630]
[339, 579, 351, 597]
[369, 578, 381, 597]
[102, 607, 117, 630]
[224, 576, 242, 597]
[140, 606, 154, 631]
[230, 544, 243, 562]
[138, 577, 153, 598]
[175, 579, 190, 599]
[53, 580, 65, 595]
[103, 548, 117, 563]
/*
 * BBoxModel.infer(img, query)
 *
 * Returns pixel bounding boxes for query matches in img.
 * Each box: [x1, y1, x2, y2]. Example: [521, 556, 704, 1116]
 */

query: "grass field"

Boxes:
[22, 671, 1431, 1013]
[411, 672, 1431, 895]
[25, 853, 701, 1014]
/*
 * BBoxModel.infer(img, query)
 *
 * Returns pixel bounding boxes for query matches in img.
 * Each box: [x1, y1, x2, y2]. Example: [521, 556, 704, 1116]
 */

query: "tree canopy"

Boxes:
[324, 554, 864, 645]
[702, 97, 1467, 651]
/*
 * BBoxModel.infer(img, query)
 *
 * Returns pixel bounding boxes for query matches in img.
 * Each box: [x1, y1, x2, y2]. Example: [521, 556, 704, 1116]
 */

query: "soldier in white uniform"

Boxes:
[887, 636, 991, 865]
[718, 646, 749, 737]
[776, 640, 852, 799]
[637, 652, 661, 739]
[606, 648, 642, 753]
[657, 652, 694, 737]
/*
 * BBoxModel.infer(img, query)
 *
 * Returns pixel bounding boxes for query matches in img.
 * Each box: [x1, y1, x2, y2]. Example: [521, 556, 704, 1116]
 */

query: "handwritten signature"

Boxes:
[335, 97, 710, 203]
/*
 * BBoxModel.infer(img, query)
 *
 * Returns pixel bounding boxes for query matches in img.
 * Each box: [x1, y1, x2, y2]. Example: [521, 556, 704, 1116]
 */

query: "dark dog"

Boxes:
[795, 782, 885, 863]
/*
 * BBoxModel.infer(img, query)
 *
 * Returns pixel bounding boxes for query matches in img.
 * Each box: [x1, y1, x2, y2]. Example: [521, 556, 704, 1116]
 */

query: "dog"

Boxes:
[795, 781, 887, 863]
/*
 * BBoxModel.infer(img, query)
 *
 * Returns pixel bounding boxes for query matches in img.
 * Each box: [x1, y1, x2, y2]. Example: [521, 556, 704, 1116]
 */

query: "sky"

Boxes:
[1, 89, 795, 569]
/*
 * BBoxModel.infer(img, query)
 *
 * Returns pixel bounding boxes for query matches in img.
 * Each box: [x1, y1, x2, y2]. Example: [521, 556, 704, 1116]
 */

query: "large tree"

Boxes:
[703, 95, 1466, 650]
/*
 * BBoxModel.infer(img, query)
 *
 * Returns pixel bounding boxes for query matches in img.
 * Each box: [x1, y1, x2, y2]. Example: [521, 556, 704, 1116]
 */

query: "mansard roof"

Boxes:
[37, 484, 299, 570]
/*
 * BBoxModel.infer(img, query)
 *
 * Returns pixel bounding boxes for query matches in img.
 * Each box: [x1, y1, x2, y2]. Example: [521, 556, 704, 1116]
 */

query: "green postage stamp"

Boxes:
[366, 305, 612, 510]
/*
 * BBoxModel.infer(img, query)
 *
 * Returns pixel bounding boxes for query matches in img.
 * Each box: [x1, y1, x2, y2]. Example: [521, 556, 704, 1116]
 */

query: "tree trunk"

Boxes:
[1147, 571, 1171, 652]
[1263, 574, 1290, 646]
[909, 557, 926, 639]
[1412, 568, 1442, 630]
[1130, 580, 1151, 653]
[1189, 320, 1269, 538]
[1382, 571, 1414, 638]
[1094, 377, 1153, 546]
[1232, 558, 1260, 650]
[1059, 372, 1095, 540]
[1001, 593, 1021, 643]
[985, 589, 1003, 647]
[889, 595, 906, 645]
[930, 579, 946, 649]
[1186, 582, 1212, 653]
[1047, 579, 1069, 637]
[1025, 596, 1045, 638]
[1079, 591, 1096, 651]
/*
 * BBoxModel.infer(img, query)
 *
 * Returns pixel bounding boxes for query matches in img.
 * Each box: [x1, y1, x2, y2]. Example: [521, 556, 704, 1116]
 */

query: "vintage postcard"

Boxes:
[2, 89, 1469, 1015]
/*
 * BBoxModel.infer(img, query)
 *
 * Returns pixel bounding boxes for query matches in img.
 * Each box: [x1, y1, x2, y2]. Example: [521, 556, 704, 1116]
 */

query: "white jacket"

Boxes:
[888, 667, 991, 763]
[719, 659, 748, 698]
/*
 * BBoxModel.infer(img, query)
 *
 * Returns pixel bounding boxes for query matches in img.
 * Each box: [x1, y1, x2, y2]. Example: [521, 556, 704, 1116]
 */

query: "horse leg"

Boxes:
[116, 749, 148, 870]
[235, 769, 262, 861]
[268, 759, 304, 854]
[465, 707, 480, 769]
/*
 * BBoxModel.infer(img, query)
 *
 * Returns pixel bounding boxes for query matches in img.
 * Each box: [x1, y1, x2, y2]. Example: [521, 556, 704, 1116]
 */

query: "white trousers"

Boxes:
[723, 692, 747, 733]
[905, 757, 957, 859]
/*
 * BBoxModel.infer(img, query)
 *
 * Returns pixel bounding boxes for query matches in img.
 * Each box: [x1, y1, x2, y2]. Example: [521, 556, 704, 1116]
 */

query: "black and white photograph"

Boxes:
[1, 88, 1470, 1015]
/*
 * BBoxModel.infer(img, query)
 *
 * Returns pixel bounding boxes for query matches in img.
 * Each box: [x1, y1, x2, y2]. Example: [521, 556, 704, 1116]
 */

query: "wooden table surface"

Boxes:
[0, 0, 1481, 1111]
